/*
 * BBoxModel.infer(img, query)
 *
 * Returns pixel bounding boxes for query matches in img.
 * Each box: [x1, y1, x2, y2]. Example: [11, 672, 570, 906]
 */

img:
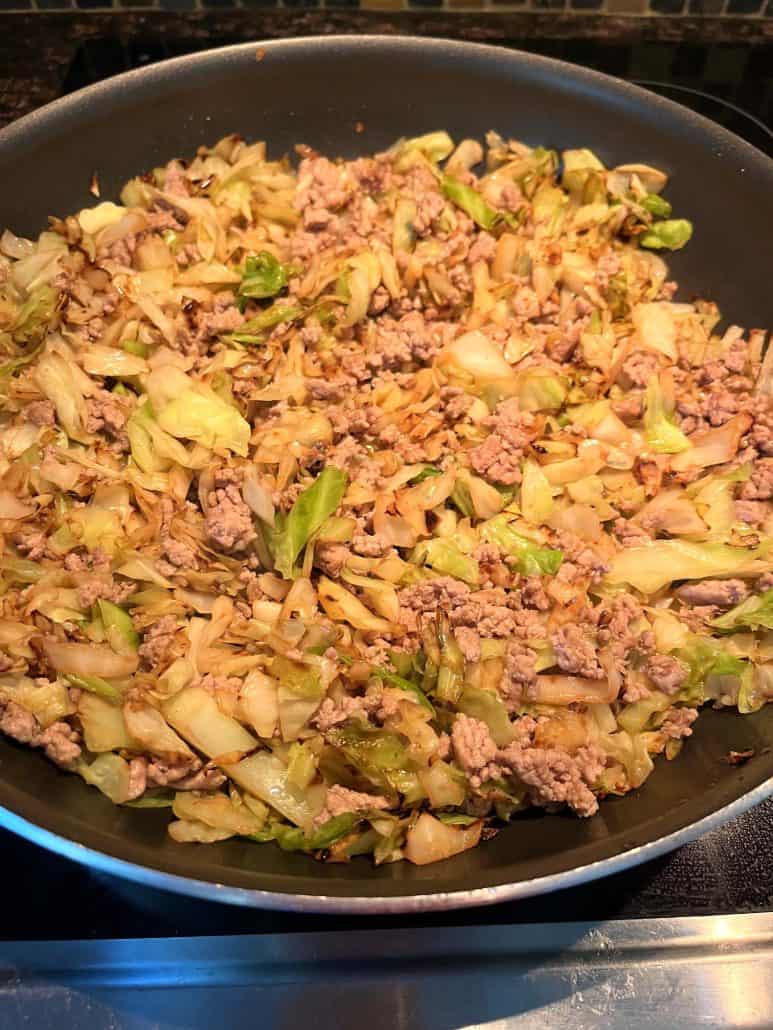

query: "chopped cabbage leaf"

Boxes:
[156, 386, 250, 456]
[273, 467, 348, 579]
[481, 516, 563, 575]
[413, 538, 480, 586]
[644, 376, 690, 454]
[7, 285, 57, 350]
[640, 219, 693, 251]
[253, 812, 360, 853]
[237, 251, 288, 310]
[712, 589, 773, 633]
[398, 131, 455, 165]
[605, 540, 765, 594]
[675, 636, 748, 705]
[441, 176, 498, 231]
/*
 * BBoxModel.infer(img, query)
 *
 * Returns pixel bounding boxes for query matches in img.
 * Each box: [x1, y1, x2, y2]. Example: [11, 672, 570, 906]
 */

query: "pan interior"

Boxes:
[0, 36, 771, 905]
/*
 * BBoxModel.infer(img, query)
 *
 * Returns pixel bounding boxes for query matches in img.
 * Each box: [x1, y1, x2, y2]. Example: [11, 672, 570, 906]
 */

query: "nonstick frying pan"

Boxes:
[0, 36, 771, 913]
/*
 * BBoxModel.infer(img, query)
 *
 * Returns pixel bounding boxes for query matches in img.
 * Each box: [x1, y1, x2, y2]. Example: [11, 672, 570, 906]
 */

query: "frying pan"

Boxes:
[0, 36, 771, 913]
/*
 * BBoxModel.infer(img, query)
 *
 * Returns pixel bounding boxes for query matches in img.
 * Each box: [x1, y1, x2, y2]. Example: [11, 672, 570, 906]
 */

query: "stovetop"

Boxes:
[0, 33, 770, 939]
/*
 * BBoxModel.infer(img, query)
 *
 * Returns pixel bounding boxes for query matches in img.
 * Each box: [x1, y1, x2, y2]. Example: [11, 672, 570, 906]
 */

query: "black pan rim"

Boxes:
[1, 35, 771, 175]
[0, 34, 771, 912]
[1, 774, 770, 913]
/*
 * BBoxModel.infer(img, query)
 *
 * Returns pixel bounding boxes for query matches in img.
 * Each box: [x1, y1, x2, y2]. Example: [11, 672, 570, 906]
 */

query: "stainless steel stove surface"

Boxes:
[0, 36, 770, 1029]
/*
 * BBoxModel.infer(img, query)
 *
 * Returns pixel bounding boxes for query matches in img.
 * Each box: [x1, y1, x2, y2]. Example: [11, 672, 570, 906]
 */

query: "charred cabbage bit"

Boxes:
[0, 125, 768, 867]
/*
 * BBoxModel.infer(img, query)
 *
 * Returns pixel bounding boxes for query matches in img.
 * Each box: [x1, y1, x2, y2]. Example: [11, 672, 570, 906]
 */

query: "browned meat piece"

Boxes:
[473, 543, 512, 589]
[205, 468, 256, 553]
[675, 579, 749, 608]
[413, 191, 445, 236]
[14, 529, 48, 561]
[0, 701, 81, 767]
[498, 736, 605, 818]
[740, 459, 773, 501]
[612, 392, 644, 423]
[440, 386, 472, 423]
[312, 695, 375, 733]
[596, 595, 648, 656]
[399, 577, 471, 616]
[368, 313, 452, 370]
[502, 641, 538, 701]
[468, 233, 496, 264]
[162, 536, 198, 570]
[295, 156, 351, 230]
[634, 456, 664, 497]
[613, 518, 652, 548]
[520, 577, 550, 611]
[306, 379, 347, 402]
[85, 387, 131, 440]
[327, 404, 380, 440]
[138, 615, 179, 669]
[453, 626, 481, 663]
[659, 707, 698, 740]
[313, 784, 389, 828]
[620, 350, 660, 388]
[0, 700, 38, 744]
[174, 292, 244, 355]
[551, 623, 603, 679]
[645, 654, 688, 695]
[26, 400, 56, 426]
[197, 300, 243, 338]
[553, 531, 609, 584]
[351, 532, 390, 558]
[735, 500, 768, 526]
[451, 713, 499, 787]
[749, 405, 773, 457]
[163, 161, 191, 196]
[315, 542, 351, 578]
[148, 759, 226, 791]
[74, 573, 134, 609]
[469, 400, 540, 485]
[37, 722, 82, 766]
[451, 598, 519, 638]
[197, 673, 243, 695]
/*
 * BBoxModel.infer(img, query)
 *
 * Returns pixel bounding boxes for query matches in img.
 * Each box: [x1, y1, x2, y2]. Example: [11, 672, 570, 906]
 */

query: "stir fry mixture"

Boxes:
[0, 130, 770, 866]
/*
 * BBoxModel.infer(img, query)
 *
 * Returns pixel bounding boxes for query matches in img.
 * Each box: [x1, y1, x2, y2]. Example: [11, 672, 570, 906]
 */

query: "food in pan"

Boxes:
[0, 130, 769, 865]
